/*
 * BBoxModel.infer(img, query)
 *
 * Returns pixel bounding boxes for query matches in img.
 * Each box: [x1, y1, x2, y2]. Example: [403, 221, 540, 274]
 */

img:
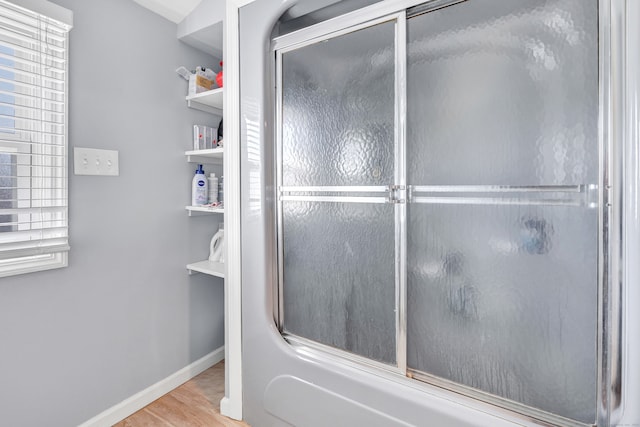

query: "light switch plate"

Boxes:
[74, 147, 119, 176]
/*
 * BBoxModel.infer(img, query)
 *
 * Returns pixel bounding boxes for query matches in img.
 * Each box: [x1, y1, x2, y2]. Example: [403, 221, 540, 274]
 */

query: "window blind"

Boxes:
[0, 0, 70, 264]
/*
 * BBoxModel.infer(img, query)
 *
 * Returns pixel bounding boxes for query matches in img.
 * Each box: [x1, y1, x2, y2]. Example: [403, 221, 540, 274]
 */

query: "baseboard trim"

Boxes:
[78, 346, 225, 427]
[220, 396, 243, 420]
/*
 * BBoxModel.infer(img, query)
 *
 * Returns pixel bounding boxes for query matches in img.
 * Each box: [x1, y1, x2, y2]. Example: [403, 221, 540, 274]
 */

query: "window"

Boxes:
[0, 0, 71, 277]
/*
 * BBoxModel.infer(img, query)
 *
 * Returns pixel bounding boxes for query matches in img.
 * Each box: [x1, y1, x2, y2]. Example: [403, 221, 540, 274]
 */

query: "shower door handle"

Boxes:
[387, 185, 406, 204]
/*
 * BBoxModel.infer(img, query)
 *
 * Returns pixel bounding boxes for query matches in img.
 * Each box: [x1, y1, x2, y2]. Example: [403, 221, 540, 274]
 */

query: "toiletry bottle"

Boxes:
[218, 175, 224, 203]
[193, 125, 205, 150]
[192, 165, 208, 206]
[216, 61, 223, 88]
[208, 173, 218, 204]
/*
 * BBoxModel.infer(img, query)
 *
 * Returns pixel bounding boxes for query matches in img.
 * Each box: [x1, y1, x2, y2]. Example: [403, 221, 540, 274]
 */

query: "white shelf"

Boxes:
[187, 260, 225, 278]
[186, 205, 224, 216]
[186, 88, 223, 114]
[185, 147, 224, 164]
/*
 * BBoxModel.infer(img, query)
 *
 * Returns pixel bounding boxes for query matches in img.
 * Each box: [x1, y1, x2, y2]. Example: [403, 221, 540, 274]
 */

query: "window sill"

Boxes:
[0, 252, 68, 278]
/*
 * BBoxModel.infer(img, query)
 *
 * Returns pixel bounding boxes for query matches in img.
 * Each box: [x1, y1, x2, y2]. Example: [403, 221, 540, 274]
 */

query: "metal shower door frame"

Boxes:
[274, 11, 408, 375]
[271, 1, 620, 426]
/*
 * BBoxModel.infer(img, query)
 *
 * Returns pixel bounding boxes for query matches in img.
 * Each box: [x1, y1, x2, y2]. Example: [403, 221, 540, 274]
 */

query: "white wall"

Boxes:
[0, 1, 224, 426]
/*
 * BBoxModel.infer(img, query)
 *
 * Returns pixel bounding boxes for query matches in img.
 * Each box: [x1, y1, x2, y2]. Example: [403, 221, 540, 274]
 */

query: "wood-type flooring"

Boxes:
[113, 361, 250, 427]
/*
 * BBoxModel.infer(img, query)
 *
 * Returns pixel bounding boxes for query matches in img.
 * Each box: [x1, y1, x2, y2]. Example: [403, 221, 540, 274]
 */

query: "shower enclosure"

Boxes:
[238, 0, 639, 426]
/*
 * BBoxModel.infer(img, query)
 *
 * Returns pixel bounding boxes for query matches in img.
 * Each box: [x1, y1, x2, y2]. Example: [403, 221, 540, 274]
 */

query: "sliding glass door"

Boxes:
[405, 0, 598, 424]
[276, 0, 600, 423]
[278, 19, 399, 365]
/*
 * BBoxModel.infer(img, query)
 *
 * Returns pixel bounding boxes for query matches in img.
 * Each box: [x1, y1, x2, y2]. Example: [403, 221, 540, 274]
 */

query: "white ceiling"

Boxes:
[131, 0, 202, 23]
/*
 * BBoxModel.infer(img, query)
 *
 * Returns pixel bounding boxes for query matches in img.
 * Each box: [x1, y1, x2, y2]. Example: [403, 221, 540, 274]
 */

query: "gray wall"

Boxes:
[0, 1, 224, 426]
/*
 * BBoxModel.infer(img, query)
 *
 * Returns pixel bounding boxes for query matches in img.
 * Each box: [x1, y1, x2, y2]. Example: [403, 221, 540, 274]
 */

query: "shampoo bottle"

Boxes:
[192, 165, 208, 206]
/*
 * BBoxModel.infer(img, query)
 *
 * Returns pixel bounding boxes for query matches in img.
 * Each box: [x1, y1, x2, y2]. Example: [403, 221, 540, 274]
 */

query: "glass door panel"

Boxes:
[279, 20, 398, 365]
[282, 201, 396, 364]
[406, 0, 599, 423]
[406, 0, 598, 186]
[281, 21, 395, 188]
[406, 202, 597, 422]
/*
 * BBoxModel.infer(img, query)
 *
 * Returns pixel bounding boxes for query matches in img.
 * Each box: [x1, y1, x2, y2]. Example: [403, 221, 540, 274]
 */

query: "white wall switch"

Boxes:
[74, 147, 119, 176]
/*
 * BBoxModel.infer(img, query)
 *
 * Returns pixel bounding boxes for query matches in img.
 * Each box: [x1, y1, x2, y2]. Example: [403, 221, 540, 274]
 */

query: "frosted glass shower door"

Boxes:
[278, 20, 398, 365]
[405, 0, 599, 424]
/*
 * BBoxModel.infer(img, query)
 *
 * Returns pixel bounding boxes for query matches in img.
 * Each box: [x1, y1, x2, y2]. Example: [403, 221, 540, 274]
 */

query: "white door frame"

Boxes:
[220, 0, 256, 420]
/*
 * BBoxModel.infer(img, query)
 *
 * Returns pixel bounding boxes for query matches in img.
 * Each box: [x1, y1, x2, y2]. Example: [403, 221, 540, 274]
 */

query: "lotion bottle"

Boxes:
[192, 165, 208, 206]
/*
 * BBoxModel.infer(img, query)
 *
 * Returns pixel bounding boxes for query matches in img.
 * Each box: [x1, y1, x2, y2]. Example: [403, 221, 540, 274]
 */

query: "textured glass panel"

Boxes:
[406, 0, 598, 423]
[406, 203, 597, 422]
[282, 201, 396, 364]
[407, 0, 598, 186]
[282, 21, 395, 187]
